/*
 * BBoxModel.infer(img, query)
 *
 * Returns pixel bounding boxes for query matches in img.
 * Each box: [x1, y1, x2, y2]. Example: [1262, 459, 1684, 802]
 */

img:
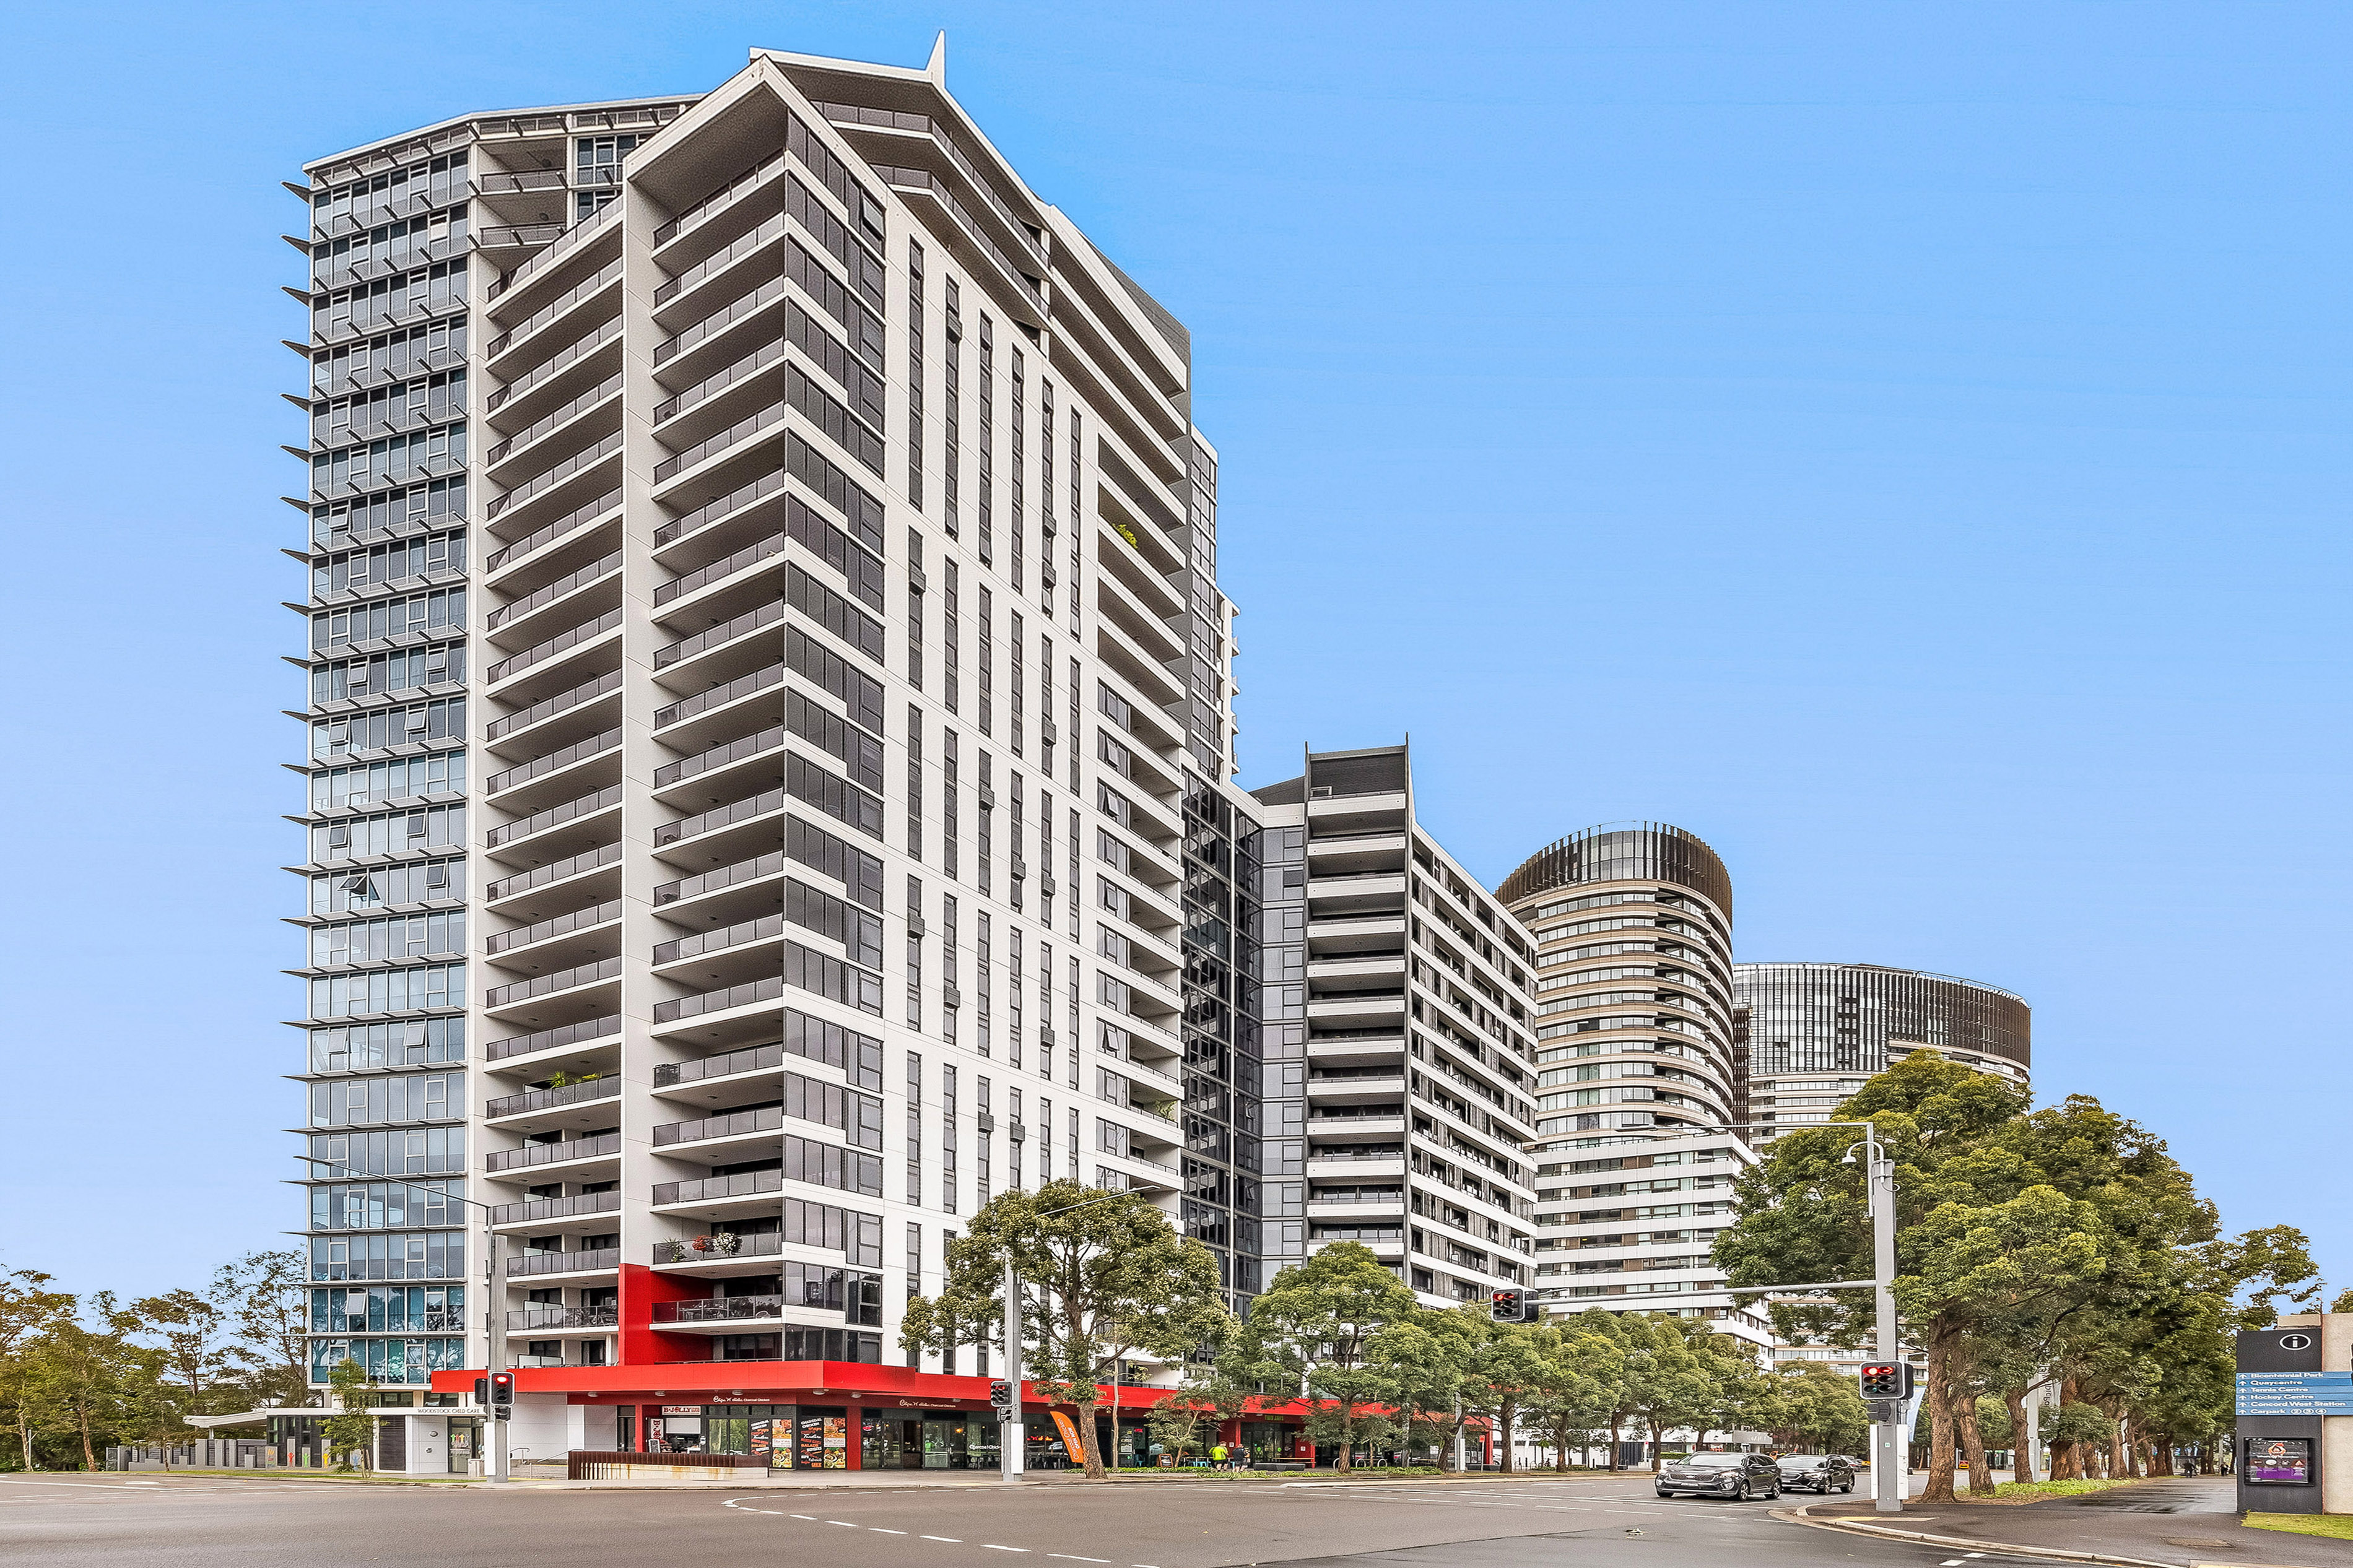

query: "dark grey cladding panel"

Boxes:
[1306, 750, 1408, 800]
[1250, 776, 1305, 807]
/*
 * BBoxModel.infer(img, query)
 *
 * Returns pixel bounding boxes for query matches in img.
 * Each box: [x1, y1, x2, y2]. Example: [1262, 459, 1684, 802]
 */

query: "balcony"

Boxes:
[482, 729, 620, 803]
[651, 1169, 780, 1208]
[652, 1041, 783, 1094]
[484, 1012, 621, 1064]
[652, 849, 784, 911]
[485, 955, 621, 1010]
[651, 913, 784, 971]
[485, 548, 621, 636]
[483, 483, 621, 579]
[485, 1131, 622, 1174]
[506, 1304, 619, 1332]
[485, 669, 623, 746]
[485, 258, 622, 365]
[486, 431, 623, 527]
[506, 1247, 620, 1279]
[485, 316, 622, 417]
[485, 1076, 620, 1120]
[653, 1231, 786, 1266]
[485, 785, 623, 853]
[652, 976, 783, 1026]
[650, 1295, 793, 1328]
[485, 607, 624, 688]
[651, 787, 789, 854]
[653, 1104, 783, 1149]
[489, 1189, 620, 1226]
[485, 899, 625, 962]
[484, 839, 621, 903]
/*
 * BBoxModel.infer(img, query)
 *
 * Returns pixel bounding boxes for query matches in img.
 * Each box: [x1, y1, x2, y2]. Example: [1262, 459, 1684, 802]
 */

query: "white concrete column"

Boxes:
[2323, 1313, 2352, 1516]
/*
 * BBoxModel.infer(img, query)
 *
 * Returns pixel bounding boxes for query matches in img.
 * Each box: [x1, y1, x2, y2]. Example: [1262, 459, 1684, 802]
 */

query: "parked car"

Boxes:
[1655, 1451, 1781, 1500]
[1773, 1453, 1857, 1493]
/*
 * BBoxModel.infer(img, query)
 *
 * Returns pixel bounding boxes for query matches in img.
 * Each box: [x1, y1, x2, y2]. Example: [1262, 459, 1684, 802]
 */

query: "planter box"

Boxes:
[567, 1449, 772, 1481]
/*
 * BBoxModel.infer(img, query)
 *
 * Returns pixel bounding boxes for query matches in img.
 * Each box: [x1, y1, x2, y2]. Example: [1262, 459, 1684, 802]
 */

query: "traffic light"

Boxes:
[1490, 1289, 1536, 1323]
[1858, 1364, 1912, 1400]
[988, 1379, 1014, 1413]
[489, 1371, 516, 1418]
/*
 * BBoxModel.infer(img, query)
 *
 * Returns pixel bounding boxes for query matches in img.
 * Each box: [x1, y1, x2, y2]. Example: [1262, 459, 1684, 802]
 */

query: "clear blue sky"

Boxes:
[2, 2, 2345, 1304]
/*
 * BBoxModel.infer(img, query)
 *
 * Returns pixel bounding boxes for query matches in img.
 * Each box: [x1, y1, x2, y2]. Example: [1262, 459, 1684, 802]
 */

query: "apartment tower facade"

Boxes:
[285, 43, 1292, 1463]
[1498, 825, 1769, 1347]
[1248, 746, 1541, 1308]
[1732, 961, 2030, 1140]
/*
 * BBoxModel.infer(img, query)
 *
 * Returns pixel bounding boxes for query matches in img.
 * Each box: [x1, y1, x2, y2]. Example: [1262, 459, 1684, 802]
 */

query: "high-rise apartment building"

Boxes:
[1248, 746, 1541, 1308]
[1732, 961, 2030, 1141]
[283, 42, 1298, 1467]
[1498, 825, 1770, 1348]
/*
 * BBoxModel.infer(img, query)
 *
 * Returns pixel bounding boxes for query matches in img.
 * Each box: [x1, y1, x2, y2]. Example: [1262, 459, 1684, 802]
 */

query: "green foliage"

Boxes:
[1754, 1362, 1869, 1454]
[1713, 1051, 2307, 1501]
[321, 1359, 376, 1471]
[1237, 1242, 1419, 1472]
[900, 1179, 1229, 1478]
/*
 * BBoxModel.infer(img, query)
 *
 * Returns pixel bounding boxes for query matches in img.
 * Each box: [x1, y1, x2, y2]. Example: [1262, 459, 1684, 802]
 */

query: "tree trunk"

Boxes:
[2107, 1419, 2128, 1481]
[1071, 1400, 1106, 1480]
[1960, 1398, 1996, 1497]
[1921, 1337, 1960, 1504]
[76, 1404, 96, 1473]
[1648, 1421, 1666, 1473]
[1607, 1417, 1622, 1471]
[1497, 1403, 1515, 1475]
[2004, 1389, 2035, 1483]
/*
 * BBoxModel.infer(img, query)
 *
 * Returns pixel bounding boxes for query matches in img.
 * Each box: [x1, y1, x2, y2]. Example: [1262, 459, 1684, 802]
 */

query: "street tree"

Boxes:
[128, 1289, 235, 1421]
[901, 1180, 1228, 1479]
[1456, 1320, 1550, 1474]
[0, 1271, 74, 1470]
[320, 1358, 376, 1471]
[1242, 1241, 1419, 1472]
[209, 1252, 310, 1408]
[1524, 1319, 1621, 1472]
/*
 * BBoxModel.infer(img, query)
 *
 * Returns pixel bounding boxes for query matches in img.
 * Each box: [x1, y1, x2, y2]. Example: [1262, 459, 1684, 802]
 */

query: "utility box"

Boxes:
[2235, 1315, 2353, 1515]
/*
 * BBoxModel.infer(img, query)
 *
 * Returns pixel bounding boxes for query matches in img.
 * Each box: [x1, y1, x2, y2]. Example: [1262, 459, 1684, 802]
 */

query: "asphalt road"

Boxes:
[0, 1471, 2069, 1568]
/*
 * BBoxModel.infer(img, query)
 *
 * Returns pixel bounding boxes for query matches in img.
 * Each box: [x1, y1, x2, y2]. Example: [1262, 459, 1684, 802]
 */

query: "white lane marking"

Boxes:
[873, 1528, 908, 1534]
[923, 1536, 962, 1543]
[981, 1549, 1031, 1554]
[828, 1519, 859, 1526]
[1047, 1557, 1110, 1563]
[791, 1514, 817, 1519]
[124, 1481, 162, 1486]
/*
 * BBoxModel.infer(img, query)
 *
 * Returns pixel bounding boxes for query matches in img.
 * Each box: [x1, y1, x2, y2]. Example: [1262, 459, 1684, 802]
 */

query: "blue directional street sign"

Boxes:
[2235, 1371, 2353, 1416]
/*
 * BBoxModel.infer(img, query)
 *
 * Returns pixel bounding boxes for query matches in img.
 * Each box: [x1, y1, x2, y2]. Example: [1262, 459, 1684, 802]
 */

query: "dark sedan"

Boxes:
[1655, 1451, 1781, 1500]
[1773, 1452, 1858, 1493]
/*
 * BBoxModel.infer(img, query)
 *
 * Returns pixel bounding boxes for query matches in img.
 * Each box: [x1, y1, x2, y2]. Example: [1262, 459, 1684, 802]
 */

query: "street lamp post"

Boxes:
[1520, 1119, 1907, 1514]
[294, 1156, 511, 1484]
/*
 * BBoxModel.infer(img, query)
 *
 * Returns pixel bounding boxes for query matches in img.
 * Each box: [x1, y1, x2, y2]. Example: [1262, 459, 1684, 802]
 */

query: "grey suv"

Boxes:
[1773, 1453, 1857, 1493]
[1655, 1451, 1781, 1500]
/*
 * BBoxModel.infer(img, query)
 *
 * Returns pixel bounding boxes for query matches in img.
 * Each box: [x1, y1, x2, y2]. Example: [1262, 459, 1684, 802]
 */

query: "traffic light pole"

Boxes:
[1868, 1143, 1901, 1515]
[485, 1223, 509, 1485]
[1001, 1254, 1025, 1482]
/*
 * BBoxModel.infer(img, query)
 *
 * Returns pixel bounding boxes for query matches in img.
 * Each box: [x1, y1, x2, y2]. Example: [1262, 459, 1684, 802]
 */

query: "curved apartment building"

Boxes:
[1732, 962, 2030, 1138]
[1500, 824, 1767, 1345]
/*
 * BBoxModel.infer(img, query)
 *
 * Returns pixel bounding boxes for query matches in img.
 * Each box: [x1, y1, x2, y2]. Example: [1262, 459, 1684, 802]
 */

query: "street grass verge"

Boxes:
[1917, 1477, 2153, 1506]
[75, 1469, 475, 1484]
[2245, 1512, 2353, 1540]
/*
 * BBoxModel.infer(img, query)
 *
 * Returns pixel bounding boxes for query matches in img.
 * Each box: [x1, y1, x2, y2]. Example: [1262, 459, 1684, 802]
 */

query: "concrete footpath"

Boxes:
[1799, 1478, 2353, 1568]
[498, 1465, 1627, 1491]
